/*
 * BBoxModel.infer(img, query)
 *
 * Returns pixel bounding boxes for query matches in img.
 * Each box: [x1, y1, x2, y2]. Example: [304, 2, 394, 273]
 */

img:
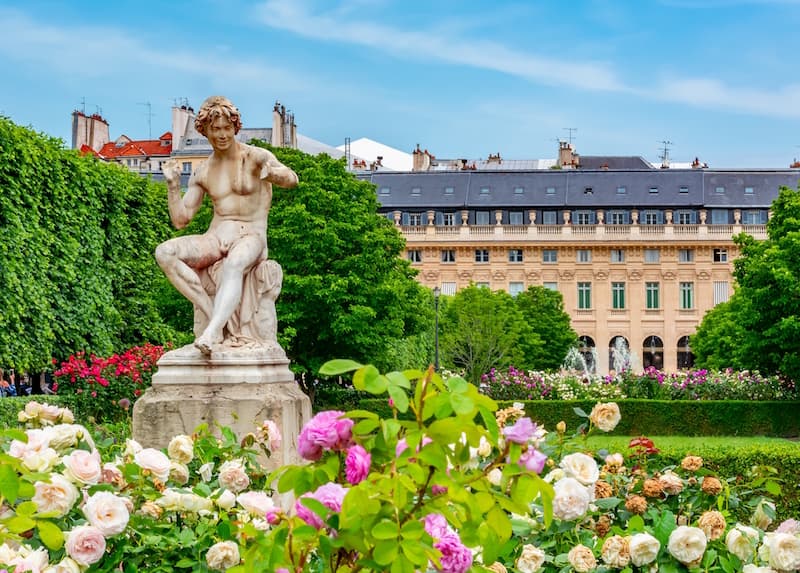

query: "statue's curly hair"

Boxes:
[194, 95, 242, 136]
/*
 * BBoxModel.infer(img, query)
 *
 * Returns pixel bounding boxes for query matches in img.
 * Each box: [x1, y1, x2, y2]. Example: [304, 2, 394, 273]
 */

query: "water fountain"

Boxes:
[562, 345, 597, 376]
[609, 337, 640, 373]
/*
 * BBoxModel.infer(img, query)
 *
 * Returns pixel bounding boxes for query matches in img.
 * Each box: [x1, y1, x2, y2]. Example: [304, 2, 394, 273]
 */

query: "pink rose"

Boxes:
[518, 448, 548, 474]
[134, 448, 171, 482]
[295, 483, 348, 529]
[298, 411, 353, 461]
[503, 417, 536, 444]
[345, 445, 371, 484]
[63, 449, 102, 485]
[83, 491, 130, 536]
[236, 491, 275, 516]
[435, 533, 473, 573]
[258, 420, 282, 452]
[218, 460, 250, 493]
[65, 525, 107, 566]
[423, 513, 451, 539]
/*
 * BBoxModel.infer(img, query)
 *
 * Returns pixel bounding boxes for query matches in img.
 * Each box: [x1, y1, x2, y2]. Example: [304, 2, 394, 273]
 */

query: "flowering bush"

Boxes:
[53, 343, 166, 421]
[1, 362, 798, 573]
[482, 365, 798, 402]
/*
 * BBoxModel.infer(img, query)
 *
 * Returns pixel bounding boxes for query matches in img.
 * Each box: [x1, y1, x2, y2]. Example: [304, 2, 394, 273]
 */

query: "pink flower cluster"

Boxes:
[344, 444, 371, 485]
[295, 483, 348, 529]
[502, 417, 537, 444]
[297, 411, 354, 461]
[423, 513, 473, 573]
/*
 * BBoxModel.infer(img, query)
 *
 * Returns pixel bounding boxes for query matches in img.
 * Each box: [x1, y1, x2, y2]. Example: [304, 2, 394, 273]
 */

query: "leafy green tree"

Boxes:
[439, 285, 529, 385]
[692, 185, 800, 379]
[515, 286, 577, 371]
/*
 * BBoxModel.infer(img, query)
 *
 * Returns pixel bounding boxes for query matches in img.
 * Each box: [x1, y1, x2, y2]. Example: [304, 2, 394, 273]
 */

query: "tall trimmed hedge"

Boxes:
[0, 117, 173, 371]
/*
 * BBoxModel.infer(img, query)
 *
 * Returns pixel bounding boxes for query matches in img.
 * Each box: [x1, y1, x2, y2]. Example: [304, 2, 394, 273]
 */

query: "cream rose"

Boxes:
[629, 532, 660, 566]
[218, 459, 250, 493]
[167, 434, 194, 464]
[515, 544, 546, 573]
[601, 535, 630, 568]
[698, 510, 727, 540]
[83, 491, 130, 536]
[751, 500, 776, 530]
[199, 462, 215, 482]
[124, 438, 143, 457]
[65, 525, 107, 566]
[552, 477, 591, 521]
[726, 524, 760, 562]
[216, 489, 237, 510]
[10, 429, 50, 458]
[668, 525, 707, 567]
[237, 491, 274, 516]
[589, 402, 621, 432]
[206, 540, 240, 571]
[559, 452, 599, 485]
[37, 403, 63, 424]
[0, 542, 18, 564]
[169, 462, 190, 485]
[62, 449, 102, 485]
[101, 462, 124, 486]
[33, 474, 79, 517]
[9, 547, 49, 573]
[134, 448, 171, 482]
[22, 447, 60, 473]
[155, 489, 183, 511]
[567, 544, 596, 572]
[658, 471, 684, 495]
[44, 556, 82, 573]
[487, 468, 503, 487]
[45, 424, 83, 451]
[741, 565, 778, 573]
[762, 532, 800, 571]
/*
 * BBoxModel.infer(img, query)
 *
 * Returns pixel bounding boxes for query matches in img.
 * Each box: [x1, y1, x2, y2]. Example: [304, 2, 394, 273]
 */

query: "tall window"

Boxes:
[475, 211, 491, 225]
[440, 282, 457, 295]
[680, 282, 694, 309]
[677, 336, 694, 369]
[441, 250, 455, 263]
[645, 282, 660, 309]
[509, 282, 525, 297]
[442, 212, 456, 226]
[679, 249, 694, 263]
[612, 282, 626, 309]
[643, 211, 660, 225]
[578, 282, 592, 309]
[677, 210, 695, 224]
[609, 211, 627, 225]
[542, 211, 557, 225]
[644, 249, 660, 263]
[611, 249, 625, 263]
[711, 209, 728, 225]
[713, 281, 730, 304]
[407, 250, 422, 263]
[475, 249, 489, 263]
[543, 249, 558, 263]
[543, 282, 558, 291]
[508, 249, 524, 263]
[182, 162, 192, 174]
[574, 211, 592, 225]
[713, 248, 728, 262]
[577, 249, 592, 263]
[509, 211, 524, 225]
[408, 213, 423, 226]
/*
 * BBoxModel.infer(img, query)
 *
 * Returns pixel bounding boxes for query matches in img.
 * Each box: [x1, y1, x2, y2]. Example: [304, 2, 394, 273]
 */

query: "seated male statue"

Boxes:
[156, 95, 298, 356]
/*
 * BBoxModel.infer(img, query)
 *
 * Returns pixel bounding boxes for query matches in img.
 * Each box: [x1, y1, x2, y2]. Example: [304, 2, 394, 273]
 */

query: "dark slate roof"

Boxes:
[361, 169, 800, 209]
[577, 156, 653, 170]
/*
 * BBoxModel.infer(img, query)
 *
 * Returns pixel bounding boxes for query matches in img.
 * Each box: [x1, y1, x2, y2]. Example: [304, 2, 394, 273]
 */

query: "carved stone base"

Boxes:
[132, 345, 311, 470]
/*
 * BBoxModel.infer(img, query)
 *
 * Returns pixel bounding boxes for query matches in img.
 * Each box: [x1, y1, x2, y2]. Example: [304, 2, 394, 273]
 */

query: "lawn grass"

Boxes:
[587, 435, 797, 452]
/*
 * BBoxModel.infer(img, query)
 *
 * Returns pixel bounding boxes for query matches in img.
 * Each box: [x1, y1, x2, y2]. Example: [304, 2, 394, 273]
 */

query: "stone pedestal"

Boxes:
[132, 344, 311, 470]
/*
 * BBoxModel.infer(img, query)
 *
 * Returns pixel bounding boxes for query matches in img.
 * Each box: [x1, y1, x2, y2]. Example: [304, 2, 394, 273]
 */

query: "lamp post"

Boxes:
[433, 286, 441, 371]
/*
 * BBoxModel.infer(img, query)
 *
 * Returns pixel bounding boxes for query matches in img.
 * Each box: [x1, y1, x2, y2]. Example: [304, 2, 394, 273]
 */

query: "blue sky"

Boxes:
[2, 0, 799, 168]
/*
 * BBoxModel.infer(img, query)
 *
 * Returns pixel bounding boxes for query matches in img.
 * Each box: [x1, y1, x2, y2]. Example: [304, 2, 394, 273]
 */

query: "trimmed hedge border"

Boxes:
[358, 398, 800, 437]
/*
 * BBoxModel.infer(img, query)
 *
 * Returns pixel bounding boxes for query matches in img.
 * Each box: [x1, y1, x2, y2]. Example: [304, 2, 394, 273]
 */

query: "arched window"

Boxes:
[642, 336, 664, 370]
[578, 336, 596, 374]
[677, 336, 695, 369]
[609, 336, 632, 373]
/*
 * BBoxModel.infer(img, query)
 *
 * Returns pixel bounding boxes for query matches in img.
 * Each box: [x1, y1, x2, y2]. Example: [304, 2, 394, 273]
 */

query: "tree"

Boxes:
[515, 286, 577, 371]
[439, 285, 529, 385]
[692, 185, 800, 379]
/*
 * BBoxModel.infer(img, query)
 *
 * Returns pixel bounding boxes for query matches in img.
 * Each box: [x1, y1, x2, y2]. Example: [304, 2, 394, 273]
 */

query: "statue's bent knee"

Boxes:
[155, 242, 176, 268]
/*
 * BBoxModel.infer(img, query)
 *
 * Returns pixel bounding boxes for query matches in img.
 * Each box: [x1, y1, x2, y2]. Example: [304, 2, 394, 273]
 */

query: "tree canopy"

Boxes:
[0, 117, 173, 372]
[692, 185, 800, 380]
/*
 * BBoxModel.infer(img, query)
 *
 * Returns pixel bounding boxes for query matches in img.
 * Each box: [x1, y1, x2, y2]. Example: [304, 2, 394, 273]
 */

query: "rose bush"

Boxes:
[0, 361, 798, 573]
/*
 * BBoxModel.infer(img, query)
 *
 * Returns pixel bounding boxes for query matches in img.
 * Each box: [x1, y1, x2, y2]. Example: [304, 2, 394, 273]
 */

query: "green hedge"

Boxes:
[358, 398, 800, 437]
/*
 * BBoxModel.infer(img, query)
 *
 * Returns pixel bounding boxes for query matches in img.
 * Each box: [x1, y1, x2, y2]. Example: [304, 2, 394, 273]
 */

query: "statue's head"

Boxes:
[195, 96, 242, 136]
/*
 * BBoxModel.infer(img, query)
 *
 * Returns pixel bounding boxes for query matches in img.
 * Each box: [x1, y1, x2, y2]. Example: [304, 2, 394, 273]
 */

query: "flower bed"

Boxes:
[1, 362, 798, 572]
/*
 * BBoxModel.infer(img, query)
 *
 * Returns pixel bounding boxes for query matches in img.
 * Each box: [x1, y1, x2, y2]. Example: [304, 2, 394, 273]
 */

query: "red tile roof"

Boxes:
[97, 133, 172, 159]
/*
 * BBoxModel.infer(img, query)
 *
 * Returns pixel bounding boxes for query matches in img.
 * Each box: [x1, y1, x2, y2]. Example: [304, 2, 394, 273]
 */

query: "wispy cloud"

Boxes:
[254, 0, 800, 119]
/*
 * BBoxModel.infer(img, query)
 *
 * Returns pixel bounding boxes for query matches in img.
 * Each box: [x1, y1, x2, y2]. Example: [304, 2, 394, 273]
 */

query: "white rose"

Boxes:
[567, 544, 596, 572]
[43, 557, 82, 573]
[199, 462, 215, 482]
[762, 532, 800, 571]
[751, 500, 776, 530]
[742, 565, 778, 573]
[156, 489, 183, 511]
[206, 540, 240, 571]
[33, 474, 79, 517]
[668, 526, 707, 567]
[9, 547, 49, 573]
[83, 491, 130, 536]
[216, 489, 237, 510]
[601, 535, 630, 568]
[124, 439, 143, 457]
[515, 544, 546, 573]
[169, 462, 190, 485]
[179, 492, 214, 513]
[477, 436, 493, 458]
[10, 429, 50, 458]
[589, 402, 621, 432]
[62, 449, 102, 485]
[487, 468, 503, 487]
[45, 425, 83, 451]
[560, 453, 599, 485]
[552, 477, 591, 521]
[218, 459, 250, 493]
[23, 448, 60, 472]
[629, 532, 660, 566]
[659, 471, 684, 495]
[135, 448, 171, 482]
[0, 542, 19, 564]
[543, 468, 565, 483]
[605, 452, 624, 466]
[37, 403, 63, 424]
[726, 524, 760, 561]
[167, 435, 194, 464]
[236, 491, 274, 516]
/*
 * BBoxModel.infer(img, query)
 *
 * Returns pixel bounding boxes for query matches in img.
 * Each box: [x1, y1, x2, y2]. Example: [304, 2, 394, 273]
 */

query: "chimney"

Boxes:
[72, 110, 110, 151]
[171, 104, 193, 151]
[558, 141, 576, 168]
[412, 144, 433, 171]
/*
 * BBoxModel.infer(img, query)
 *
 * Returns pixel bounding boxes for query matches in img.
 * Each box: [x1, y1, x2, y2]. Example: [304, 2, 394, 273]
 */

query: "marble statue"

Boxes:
[156, 95, 298, 356]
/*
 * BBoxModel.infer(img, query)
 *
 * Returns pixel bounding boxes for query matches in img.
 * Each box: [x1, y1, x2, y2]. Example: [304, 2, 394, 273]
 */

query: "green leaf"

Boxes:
[353, 418, 380, 435]
[593, 496, 623, 509]
[627, 514, 645, 532]
[386, 371, 411, 389]
[319, 359, 363, 375]
[37, 520, 64, 550]
[0, 464, 20, 504]
[388, 385, 410, 413]
[390, 555, 416, 573]
[400, 540, 430, 566]
[400, 520, 424, 540]
[175, 558, 196, 568]
[372, 519, 399, 540]
[6, 515, 36, 534]
[573, 406, 588, 418]
[374, 540, 399, 565]
[16, 500, 38, 517]
[764, 480, 782, 496]
[449, 392, 474, 415]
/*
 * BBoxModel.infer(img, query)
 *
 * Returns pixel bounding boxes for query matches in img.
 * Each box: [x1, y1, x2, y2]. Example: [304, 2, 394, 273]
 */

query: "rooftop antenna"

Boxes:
[659, 139, 673, 168]
[138, 101, 154, 139]
[563, 127, 577, 146]
[80, 97, 86, 114]
[344, 137, 351, 171]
